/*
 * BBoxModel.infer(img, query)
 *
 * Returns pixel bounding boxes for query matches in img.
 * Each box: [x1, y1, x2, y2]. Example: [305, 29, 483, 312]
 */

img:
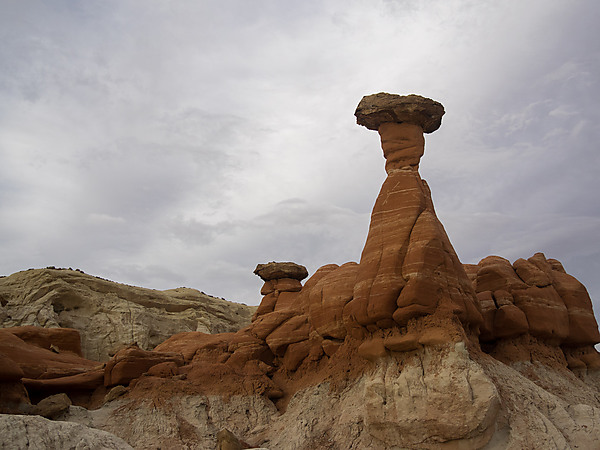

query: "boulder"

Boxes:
[0, 414, 134, 449]
[32, 393, 71, 419]
[355, 92, 445, 133]
[253, 262, 308, 281]
[216, 428, 243, 450]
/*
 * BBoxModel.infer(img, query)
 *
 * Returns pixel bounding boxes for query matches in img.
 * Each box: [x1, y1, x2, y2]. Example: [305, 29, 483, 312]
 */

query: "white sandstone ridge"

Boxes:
[0, 268, 255, 361]
[55, 341, 600, 449]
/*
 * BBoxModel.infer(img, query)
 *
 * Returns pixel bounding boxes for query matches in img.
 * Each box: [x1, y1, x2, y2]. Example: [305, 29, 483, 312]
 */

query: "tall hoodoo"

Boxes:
[345, 93, 483, 332]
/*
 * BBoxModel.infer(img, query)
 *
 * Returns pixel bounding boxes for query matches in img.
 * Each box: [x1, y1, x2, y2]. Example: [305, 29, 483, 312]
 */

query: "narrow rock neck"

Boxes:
[378, 122, 425, 174]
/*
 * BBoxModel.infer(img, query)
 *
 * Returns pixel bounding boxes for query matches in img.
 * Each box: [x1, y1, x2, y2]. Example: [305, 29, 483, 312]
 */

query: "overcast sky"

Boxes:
[1, 1, 599, 326]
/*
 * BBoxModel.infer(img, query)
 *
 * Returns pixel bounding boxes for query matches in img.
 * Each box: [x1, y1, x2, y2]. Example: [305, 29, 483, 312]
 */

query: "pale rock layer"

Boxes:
[0, 414, 133, 449]
[0, 268, 255, 361]
[59, 342, 600, 449]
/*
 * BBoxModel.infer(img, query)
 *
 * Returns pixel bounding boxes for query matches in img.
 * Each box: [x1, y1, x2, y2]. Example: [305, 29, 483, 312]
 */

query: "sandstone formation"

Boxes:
[1, 93, 599, 449]
[104, 345, 184, 387]
[0, 268, 255, 361]
[0, 414, 133, 449]
[347, 98, 482, 331]
[470, 253, 600, 347]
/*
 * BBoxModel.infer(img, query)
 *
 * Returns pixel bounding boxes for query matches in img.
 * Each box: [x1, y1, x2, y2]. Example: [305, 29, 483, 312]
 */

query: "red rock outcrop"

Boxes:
[6, 326, 84, 356]
[472, 253, 600, 347]
[103, 345, 185, 387]
[470, 252, 600, 374]
[252, 262, 307, 320]
[0, 327, 102, 409]
[0, 329, 98, 380]
[0, 352, 29, 414]
[346, 94, 482, 333]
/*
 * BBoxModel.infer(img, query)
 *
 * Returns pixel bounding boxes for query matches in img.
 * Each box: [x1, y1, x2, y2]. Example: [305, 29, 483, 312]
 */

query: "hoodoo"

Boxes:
[347, 93, 483, 332]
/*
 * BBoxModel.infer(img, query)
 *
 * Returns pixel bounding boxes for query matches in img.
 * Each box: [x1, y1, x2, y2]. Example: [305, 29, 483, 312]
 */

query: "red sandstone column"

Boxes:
[344, 93, 482, 332]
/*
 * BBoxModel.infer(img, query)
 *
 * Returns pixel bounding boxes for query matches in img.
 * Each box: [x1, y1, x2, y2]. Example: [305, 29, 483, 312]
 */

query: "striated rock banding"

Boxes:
[346, 94, 482, 333]
[0, 268, 255, 361]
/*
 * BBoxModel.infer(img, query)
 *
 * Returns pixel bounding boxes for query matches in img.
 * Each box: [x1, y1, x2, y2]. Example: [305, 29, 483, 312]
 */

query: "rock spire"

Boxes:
[345, 93, 482, 332]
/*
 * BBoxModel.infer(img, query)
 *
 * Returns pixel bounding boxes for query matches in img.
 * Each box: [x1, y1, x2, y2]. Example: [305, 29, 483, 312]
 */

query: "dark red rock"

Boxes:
[104, 345, 184, 387]
[5, 326, 84, 357]
[0, 351, 24, 382]
[550, 269, 600, 345]
[0, 330, 97, 380]
[309, 262, 358, 340]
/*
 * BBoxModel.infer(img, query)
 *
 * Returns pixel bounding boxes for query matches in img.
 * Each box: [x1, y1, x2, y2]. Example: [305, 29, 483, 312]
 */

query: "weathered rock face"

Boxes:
[0, 414, 134, 449]
[347, 99, 482, 333]
[57, 341, 600, 450]
[104, 345, 184, 387]
[0, 268, 255, 361]
[472, 253, 600, 348]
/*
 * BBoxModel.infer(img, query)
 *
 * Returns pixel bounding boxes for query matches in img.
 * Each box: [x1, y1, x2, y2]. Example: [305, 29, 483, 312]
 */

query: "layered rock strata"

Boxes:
[252, 262, 308, 320]
[0, 268, 255, 361]
[347, 93, 482, 332]
[464, 253, 600, 377]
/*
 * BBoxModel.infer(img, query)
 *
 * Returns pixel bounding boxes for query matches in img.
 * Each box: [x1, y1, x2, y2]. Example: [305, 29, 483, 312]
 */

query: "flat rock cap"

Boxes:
[254, 262, 309, 281]
[355, 93, 445, 133]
